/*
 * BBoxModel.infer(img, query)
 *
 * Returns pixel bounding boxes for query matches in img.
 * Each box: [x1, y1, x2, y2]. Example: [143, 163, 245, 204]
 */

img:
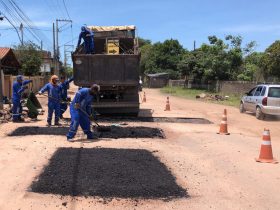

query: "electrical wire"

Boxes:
[62, 0, 71, 19]
[9, 0, 52, 47]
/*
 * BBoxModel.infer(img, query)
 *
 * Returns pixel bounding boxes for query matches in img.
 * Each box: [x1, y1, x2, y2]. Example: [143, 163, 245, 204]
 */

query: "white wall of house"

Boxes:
[40, 62, 51, 73]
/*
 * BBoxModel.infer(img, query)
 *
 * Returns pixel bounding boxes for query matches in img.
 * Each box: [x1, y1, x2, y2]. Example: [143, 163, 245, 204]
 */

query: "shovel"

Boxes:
[78, 107, 111, 132]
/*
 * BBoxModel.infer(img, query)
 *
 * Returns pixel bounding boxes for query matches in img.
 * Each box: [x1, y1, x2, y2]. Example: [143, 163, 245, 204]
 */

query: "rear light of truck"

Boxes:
[262, 97, 268, 106]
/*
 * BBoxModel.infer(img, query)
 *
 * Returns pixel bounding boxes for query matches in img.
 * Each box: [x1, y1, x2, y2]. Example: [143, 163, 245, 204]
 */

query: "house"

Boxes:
[145, 73, 169, 88]
[0, 47, 20, 75]
[40, 51, 53, 75]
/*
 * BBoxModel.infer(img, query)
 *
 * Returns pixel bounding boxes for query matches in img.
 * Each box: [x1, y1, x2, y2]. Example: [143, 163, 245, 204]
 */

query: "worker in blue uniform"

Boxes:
[38, 75, 61, 126]
[59, 75, 74, 118]
[66, 84, 100, 141]
[12, 75, 32, 122]
[76, 26, 94, 54]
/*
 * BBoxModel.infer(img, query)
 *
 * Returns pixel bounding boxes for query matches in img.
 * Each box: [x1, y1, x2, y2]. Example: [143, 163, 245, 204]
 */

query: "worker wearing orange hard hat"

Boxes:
[38, 75, 62, 126]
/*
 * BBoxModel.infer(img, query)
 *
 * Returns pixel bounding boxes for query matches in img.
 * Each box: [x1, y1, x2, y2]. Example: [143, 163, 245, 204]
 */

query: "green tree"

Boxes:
[138, 38, 151, 48]
[142, 39, 185, 79]
[261, 40, 280, 80]
[13, 42, 42, 76]
[238, 52, 264, 81]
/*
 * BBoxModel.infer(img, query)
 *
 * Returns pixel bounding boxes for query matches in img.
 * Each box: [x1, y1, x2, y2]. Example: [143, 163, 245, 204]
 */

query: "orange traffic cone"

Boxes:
[142, 92, 147, 102]
[164, 96, 171, 111]
[217, 109, 230, 135]
[256, 129, 278, 164]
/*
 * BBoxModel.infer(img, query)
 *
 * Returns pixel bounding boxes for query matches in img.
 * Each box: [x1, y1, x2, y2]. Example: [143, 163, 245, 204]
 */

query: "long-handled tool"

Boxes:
[77, 107, 111, 132]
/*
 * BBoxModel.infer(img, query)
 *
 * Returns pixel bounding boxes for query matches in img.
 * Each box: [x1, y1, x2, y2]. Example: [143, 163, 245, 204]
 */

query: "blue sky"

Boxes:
[1, 0, 280, 57]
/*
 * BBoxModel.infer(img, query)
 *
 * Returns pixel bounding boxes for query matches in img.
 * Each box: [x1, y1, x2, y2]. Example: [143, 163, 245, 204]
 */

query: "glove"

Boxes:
[74, 103, 80, 109]
[89, 114, 95, 121]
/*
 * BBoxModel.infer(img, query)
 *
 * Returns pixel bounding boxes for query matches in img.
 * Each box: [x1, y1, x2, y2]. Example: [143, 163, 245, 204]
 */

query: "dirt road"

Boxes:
[0, 88, 279, 210]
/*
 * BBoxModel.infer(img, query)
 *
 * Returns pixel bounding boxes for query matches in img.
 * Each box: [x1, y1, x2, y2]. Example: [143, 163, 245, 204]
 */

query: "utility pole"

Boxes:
[64, 44, 74, 67]
[0, 15, 4, 109]
[55, 19, 72, 77]
[193, 40, 196, 51]
[19, 23, 23, 45]
[53, 22, 56, 75]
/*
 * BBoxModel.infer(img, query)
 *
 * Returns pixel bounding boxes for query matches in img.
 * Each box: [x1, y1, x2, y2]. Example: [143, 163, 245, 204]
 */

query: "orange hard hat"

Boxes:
[50, 75, 59, 85]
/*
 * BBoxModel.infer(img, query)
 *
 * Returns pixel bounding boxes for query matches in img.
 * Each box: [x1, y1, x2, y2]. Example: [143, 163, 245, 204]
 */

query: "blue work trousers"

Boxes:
[85, 40, 94, 54]
[47, 101, 60, 124]
[60, 102, 68, 117]
[67, 105, 93, 139]
[12, 100, 22, 120]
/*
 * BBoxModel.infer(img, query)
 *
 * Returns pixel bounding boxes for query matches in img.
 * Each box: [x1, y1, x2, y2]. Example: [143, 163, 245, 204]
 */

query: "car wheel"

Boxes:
[239, 102, 245, 113]
[256, 107, 264, 120]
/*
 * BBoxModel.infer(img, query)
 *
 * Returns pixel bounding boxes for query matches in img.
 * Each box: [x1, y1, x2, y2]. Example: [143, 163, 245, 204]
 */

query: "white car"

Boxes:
[240, 84, 280, 119]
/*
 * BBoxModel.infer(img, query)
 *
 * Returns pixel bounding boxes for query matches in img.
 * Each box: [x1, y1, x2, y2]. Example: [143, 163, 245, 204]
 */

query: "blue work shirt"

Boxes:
[59, 77, 74, 100]
[40, 83, 61, 103]
[77, 28, 94, 47]
[12, 80, 32, 102]
[71, 88, 93, 115]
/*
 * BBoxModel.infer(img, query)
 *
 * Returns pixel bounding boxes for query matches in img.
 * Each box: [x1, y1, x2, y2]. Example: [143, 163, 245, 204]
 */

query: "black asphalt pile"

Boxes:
[8, 126, 69, 136]
[31, 148, 187, 199]
[97, 117, 212, 124]
[94, 126, 165, 139]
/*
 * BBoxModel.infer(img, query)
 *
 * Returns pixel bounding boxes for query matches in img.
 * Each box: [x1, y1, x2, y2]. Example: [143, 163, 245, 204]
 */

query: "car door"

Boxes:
[252, 86, 263, 112]
[243, 87, 256, 111]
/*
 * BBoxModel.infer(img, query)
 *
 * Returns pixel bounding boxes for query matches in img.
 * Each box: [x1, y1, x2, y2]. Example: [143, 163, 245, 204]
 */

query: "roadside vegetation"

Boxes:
[139, 36, 280, 83]
[161, 86, 241, 108]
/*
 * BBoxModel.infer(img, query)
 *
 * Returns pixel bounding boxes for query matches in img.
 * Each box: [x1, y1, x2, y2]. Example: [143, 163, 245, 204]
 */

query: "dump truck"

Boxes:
[72, 25, 140, 115]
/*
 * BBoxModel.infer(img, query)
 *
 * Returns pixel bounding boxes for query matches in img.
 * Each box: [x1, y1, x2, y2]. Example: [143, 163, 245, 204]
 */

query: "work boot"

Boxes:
[55, 122, 62, 126]
[67, 137, 74, 142]
[18, 117, 25, 122]
[87, 133, 97, 140]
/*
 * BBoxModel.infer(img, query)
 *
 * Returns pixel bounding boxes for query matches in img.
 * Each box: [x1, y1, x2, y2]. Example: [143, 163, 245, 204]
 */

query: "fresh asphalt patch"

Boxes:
[30, 148, 187, 199]
[94, 126, 165, 139]
[8, 126, 165, 139]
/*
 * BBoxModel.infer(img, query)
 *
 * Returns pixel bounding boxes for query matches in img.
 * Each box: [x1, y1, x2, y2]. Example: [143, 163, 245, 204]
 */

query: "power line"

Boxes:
[0, 0, 41, 43]
[62, 0, 71, 19]
[9, 0, 52, 47]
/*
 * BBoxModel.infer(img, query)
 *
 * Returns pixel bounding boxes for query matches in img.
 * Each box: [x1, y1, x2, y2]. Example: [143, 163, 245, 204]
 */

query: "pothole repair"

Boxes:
[8, 126, 165, 139]
[30, 148, 187, 199]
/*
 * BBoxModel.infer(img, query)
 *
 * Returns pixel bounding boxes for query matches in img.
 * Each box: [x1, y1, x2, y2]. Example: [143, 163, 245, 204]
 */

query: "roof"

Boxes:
[88, 25, 136, 32]
[0, 47, 11, 59]
[146, 73, 169, 78]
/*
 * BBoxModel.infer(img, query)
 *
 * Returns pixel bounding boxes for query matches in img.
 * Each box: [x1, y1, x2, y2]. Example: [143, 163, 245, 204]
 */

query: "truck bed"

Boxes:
[72, 54, 140, 87]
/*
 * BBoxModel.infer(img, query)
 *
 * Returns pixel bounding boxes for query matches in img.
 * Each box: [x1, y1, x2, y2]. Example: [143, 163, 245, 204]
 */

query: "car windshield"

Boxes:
[268, 87, 280, 98]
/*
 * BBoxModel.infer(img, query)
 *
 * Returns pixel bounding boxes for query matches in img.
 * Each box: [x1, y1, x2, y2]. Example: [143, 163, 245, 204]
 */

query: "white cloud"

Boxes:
[221, 24, 280, 33]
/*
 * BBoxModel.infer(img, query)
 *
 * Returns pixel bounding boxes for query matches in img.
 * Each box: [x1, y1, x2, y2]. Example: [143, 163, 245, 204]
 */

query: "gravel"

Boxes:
[31, 148, 187, 199]
[8, 126, 165, 139]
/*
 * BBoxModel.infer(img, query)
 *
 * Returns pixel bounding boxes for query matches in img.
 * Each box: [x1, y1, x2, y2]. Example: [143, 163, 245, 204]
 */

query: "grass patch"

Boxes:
[161, 86, 241, 108]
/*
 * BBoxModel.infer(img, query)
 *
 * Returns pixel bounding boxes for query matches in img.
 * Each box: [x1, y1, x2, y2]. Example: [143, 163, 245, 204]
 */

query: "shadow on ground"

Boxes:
[245, 112, 280, 121]
[8, 126, 70, 136]
[31, 148, 187, 199]
[62, 117, 212, 124]
[8, 126, 165, 139]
